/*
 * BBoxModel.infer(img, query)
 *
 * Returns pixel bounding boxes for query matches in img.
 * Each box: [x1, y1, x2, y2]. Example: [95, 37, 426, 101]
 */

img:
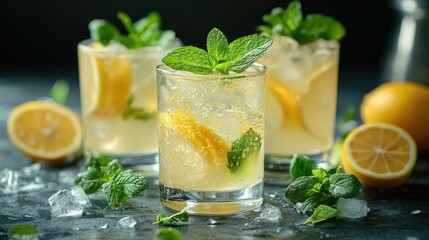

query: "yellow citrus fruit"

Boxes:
[86, 43, 132, 116]
[360, 81, 429, 151]
[159, 110, 230, 165]
[7, 101, 82, 165]
[341, 123, 417, 188]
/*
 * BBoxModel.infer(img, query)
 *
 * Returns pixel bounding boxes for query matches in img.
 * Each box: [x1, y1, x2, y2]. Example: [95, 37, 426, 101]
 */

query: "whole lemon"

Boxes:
[360, 82, 429, 151]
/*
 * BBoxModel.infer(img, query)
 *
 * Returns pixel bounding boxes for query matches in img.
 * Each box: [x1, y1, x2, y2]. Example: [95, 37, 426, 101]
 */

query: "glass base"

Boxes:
[159, 181, 263, 215]
[264, 151, 330, 185]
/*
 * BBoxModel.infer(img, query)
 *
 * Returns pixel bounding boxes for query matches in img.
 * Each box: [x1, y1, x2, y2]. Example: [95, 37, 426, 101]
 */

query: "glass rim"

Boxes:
[156, 63, 266, 81]
[77, 39, 182, 55]
[271, 35, 340, 49]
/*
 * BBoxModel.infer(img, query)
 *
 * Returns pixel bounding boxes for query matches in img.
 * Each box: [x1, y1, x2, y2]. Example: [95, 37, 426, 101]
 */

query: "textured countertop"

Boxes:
[1, 71, 428, 240]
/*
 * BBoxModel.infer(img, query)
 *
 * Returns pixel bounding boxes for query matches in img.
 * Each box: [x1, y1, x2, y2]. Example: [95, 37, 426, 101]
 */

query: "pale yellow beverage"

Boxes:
[157, 63, 266, 215]
[78, 41, 178, 163]
[259, 36, 340, 169]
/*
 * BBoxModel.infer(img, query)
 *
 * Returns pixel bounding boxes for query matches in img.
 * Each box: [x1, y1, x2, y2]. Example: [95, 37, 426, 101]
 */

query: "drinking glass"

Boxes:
[78, 40, 180, 174]
[156, 63, 266, 215]
[259, 36, 340, 183]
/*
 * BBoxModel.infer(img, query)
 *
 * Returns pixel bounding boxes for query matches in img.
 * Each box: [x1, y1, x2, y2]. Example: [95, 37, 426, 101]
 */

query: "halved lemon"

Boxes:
[7, 101, 82, 165]
[159, 110, 230, 165]
[88, 44, 132, 116]
[341, 123, 417, 188]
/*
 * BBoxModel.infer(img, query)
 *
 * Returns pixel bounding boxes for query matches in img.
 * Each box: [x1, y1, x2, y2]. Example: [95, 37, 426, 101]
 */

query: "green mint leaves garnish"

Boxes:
[89, 11, 176, 49]
[153, 227, 183, 240]
[258, 0, 346, 44]
[227, 128, 262, 174]
[285, 155, 361, 223]
[153, 207, 189, 225]
[75, 152, 149, 208]
[122, 96, 155, 121]
[48, 80, 70, 104]
[8, 224, 39, 240]
[162, 28, 272, 75]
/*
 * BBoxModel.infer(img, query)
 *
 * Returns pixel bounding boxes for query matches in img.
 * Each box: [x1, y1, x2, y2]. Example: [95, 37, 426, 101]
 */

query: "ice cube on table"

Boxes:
[337, 198, 370, 219]
[260, 203, 282, 221]
[118, 216, 137, 229]
[70, 186, 92, 208]
[0, 168, 19, 194]
[48, 189, 83, 218]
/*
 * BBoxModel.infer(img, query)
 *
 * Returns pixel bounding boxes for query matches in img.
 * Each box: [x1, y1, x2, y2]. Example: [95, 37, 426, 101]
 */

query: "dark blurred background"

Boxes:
[0, 0, 397, 76]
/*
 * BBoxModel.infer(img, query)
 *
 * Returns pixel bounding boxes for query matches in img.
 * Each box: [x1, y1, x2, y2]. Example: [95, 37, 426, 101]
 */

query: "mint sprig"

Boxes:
[75, 152, 149, 208]
[153, 207, 189, 225]
[89, 11, 176, 49]
[258, 0, 345, 44]
[285, 155, 361, 223]
[162, 28, 272, 75]
[122, 96, 155, 121]
[8, 224, 39, 240]
[227, 128, 262, 174]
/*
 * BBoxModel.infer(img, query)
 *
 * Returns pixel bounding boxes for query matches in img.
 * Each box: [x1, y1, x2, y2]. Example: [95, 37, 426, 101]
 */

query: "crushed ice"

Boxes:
[337, 198, 370, 219]
[260, 203, 281, 221]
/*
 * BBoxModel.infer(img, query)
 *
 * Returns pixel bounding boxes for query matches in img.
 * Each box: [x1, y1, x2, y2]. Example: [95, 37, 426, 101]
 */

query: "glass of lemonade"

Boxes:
[260, 36, 339, 174]
[156, 63, 266, 215]
[78, 12, 180, 173]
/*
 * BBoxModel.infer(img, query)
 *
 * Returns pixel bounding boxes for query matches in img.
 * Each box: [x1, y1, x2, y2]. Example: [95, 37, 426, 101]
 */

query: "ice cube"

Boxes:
[21, 163, 42, 176]
[48, 189, 83, 218]
[58, 170, 77, 185]
[118, 216, 137, 229]
[0, 169, 19, 194]
[70, 186, 92, 208]
[337, 198, 370, 219]
[260, 203, 281, 221]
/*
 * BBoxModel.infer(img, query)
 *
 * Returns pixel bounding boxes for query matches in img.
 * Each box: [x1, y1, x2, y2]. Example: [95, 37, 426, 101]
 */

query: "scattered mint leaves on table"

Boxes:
[153, 227, 183, 240]
[48, 80, 70, 104]
[75, 152, 149, 208]
[153, 207, 189, 225]
[285, 154, 361, 223]
[162, 28, 272, 74]
[89, 11, 176, 48]
[227, 128, 262, 174]
[258, 0, 346, 44]
[8, 224, 39, 240]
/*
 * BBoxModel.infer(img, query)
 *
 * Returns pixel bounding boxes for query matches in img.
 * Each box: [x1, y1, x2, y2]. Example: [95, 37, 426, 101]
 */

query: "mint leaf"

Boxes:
[312, 168, 329, 180]
[162, 28, 272, 75]
[89, 19, 120, 46]
[117, 11, 139, 38]
[227, 34, 273, 73]
[305, 204, 339, 224]
[75, 152, 149, 208]
[227, 128, 262, 174]
[258, 0, 345, 44]
[8, 224, 38, 240]
[290, 154, 314, 181]
[162, 46, 216, 74]
[294, 14, 346, 44]
[48, 80, 69, 104]
[285, 176, 321, 203]
[206, 28, 228, 62]
[104, 169, 149, 208]
[329, 173, 361, 198]
[122, 96, 155, 121]
[153, 207, 189, 225]
[153, 227, 182, 240]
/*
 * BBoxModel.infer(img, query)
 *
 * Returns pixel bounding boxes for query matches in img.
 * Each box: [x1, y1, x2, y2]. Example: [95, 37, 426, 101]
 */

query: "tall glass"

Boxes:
[259, 36, 340, 183]
[78, 40, 179, 173]
[157, 63, 266, 215]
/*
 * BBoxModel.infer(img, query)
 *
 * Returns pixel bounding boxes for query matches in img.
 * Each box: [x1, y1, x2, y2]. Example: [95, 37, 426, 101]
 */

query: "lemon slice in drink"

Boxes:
[265, 72, 306, 129]
[300, 61, 337, 139]
[159, 110, 230, 165]
[87, 43, 132, 116]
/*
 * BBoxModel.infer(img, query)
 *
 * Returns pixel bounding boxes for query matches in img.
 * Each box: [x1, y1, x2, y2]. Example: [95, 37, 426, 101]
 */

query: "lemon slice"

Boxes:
[88, 44, 132, 116]
[341, 123, 417, 188]
[7, 101, 82, 165]
[159, 110, 230, 165]
[265, 71, 306, 129]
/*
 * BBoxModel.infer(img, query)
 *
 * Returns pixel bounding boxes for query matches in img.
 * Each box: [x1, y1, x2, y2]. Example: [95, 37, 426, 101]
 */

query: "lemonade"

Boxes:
[260, 36, 340, 162]
[78, 12, 179, 167]
[157, 63, 266, 214]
